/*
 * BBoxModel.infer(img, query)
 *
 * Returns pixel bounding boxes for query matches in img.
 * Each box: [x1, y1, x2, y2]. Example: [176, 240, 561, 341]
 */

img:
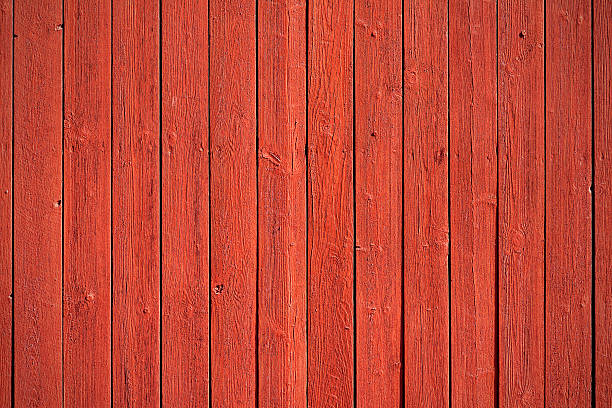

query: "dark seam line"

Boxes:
[543, 0, 547, 404]
[495, 0, 500, 405]
[400, 0, 406, 405]
[304, 0, 309, 405]
[255, 0, 260, 405]
[207, 0, 212, 403]
[447, 0, 452, 406]
[352, 0, 357, 405]
[591, 0, 596, 405]
[110, 0, 114, 404]
[61, 0, 65, 405]
[158, 0, 163, 405]
[11, 0, 15, 404]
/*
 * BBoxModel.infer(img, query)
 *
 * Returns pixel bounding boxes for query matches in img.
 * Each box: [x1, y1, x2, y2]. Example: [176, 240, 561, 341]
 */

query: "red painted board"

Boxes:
[209, 0, 257, 406]
[354, 0, 402, 406]
[498, 0, 545, 406]
[13, 0, 63, 405]
[63, 0, 112, 406]
[449, 0, 497, 406]
[0, 0, 11, 404]
[545, 0, 592, 405]
[594, 0, 612, 404]
[257, 0, 307, 406]
[403, 0, 449, 406]
[161, 0, 209, 405]
[307, 0, 354, 405]
[112, 0, 160, 405]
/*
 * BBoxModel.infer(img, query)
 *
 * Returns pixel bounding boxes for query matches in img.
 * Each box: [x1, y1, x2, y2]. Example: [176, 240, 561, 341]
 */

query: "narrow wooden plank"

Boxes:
[448, 0, 497, 406]
[257, 0, 307, 406]
[594, 0, 612, 404]
[13, 0, 63, 405]
[545, 0, 592, 405]
[403, 0, 449, 405]
[112, 0, 160, 405]
[307, 0, 354, 405]
[354, 0, 402, 405]
[0, 0, 11, 404]
[497, 0, 545, 406]
[161, 0, 209, 405]
[209, 0, 257, 405]
[63, 0, 112, 406]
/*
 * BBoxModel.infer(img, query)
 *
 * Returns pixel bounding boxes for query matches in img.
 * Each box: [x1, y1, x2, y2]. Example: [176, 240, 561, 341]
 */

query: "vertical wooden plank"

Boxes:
[403, 0, 449, 406]
[354, 0, 402, 406]
[0, 0, 11, 404]
[209, 0, 257, 406]
[112, 0, 160, 405]
[161, 0, 209, 406]
[449, 0, 497, 406]
[63, 0, 112, 405]
[258, 0, 307, 406]
[497, 0, 545, 406]
[13, 0, 63, 405]
[545, 0, 592, 405]
[594, 0, 612, 404]
[307, 0, 354, 405]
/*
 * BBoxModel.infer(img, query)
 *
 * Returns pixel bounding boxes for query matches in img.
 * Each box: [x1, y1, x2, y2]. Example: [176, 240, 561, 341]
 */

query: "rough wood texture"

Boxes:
[257, 0, 307, 406]
[161, 0, 209, 405]
[13, 0, 63, 405]
[355, 0, 402, 405]
[0, 0, 11, 404]
[594, 0, 612, 404]
[112, 0, 160, 405]
[545, 0, 592, 405]
[498, 0, 545, 406]
[449, 0, 497, 406]
[403, 0, 449, 406]
[307, 0, 354, 405]
[209, 0, 257, 406]
[63, 0, 112, 406]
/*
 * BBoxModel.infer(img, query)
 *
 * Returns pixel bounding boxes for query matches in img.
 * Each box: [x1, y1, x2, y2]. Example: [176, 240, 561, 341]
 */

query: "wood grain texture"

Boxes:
[449, 0, 497, 406]
[594, 0, 612, 404]
[63, 0, 112, 406]
[13, 0, 63, 405]
[545, 0, 592, 405]
[161, 0, 209, 405]
[112, 0, 160, 405]
[403, 0, 449, 406]
[307, 0, 354, 405]
[209, 0, 257, 406]
[257, 0, 307, 406]
[0, 0, 11, 404]
[354, 0, 402, 405]
[497, 0, 545, 406]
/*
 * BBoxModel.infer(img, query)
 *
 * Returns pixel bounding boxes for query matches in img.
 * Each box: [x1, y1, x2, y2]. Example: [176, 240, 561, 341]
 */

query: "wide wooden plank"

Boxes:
[449, 0, 497, 406]
[354, 0, 402, 405]
[112, 0, 160, 405]
[497, 0, 545, 406]
[13, 0, 63, 405]
[161, 0, 209, 405]
[403, 0, 449, 406]
[209, 0, 257, 405]
[594, 0, 612, 404]
[307, 0, 354, 405]
[0, 0, 11, 404]
[63, 0, 112, 406]
[545, 0, 592, 405]
[257, 0, 307, 406]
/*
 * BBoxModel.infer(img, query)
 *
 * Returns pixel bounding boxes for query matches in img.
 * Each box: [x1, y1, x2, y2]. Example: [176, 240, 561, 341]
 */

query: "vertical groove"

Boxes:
[590, 0, 596, 404]
[400, 0, 405, 404]
[447, 0, 451, 405]
[60, 0, 65, 404]
[109, 0, 114, 403]
[304, 0, 309, 405]
[543, 0, 547, 403]
[10, 0, 14, 405]
[158, 0, 162, 405]
[352, 0, 357, 405]
[255, 0, 259, 405]
[495, 0, 500, 405]
[207, 0, 212, 402]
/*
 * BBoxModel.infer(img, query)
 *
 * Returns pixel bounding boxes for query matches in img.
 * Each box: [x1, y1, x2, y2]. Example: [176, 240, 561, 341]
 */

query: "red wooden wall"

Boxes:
[0, 0, 610, 406]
